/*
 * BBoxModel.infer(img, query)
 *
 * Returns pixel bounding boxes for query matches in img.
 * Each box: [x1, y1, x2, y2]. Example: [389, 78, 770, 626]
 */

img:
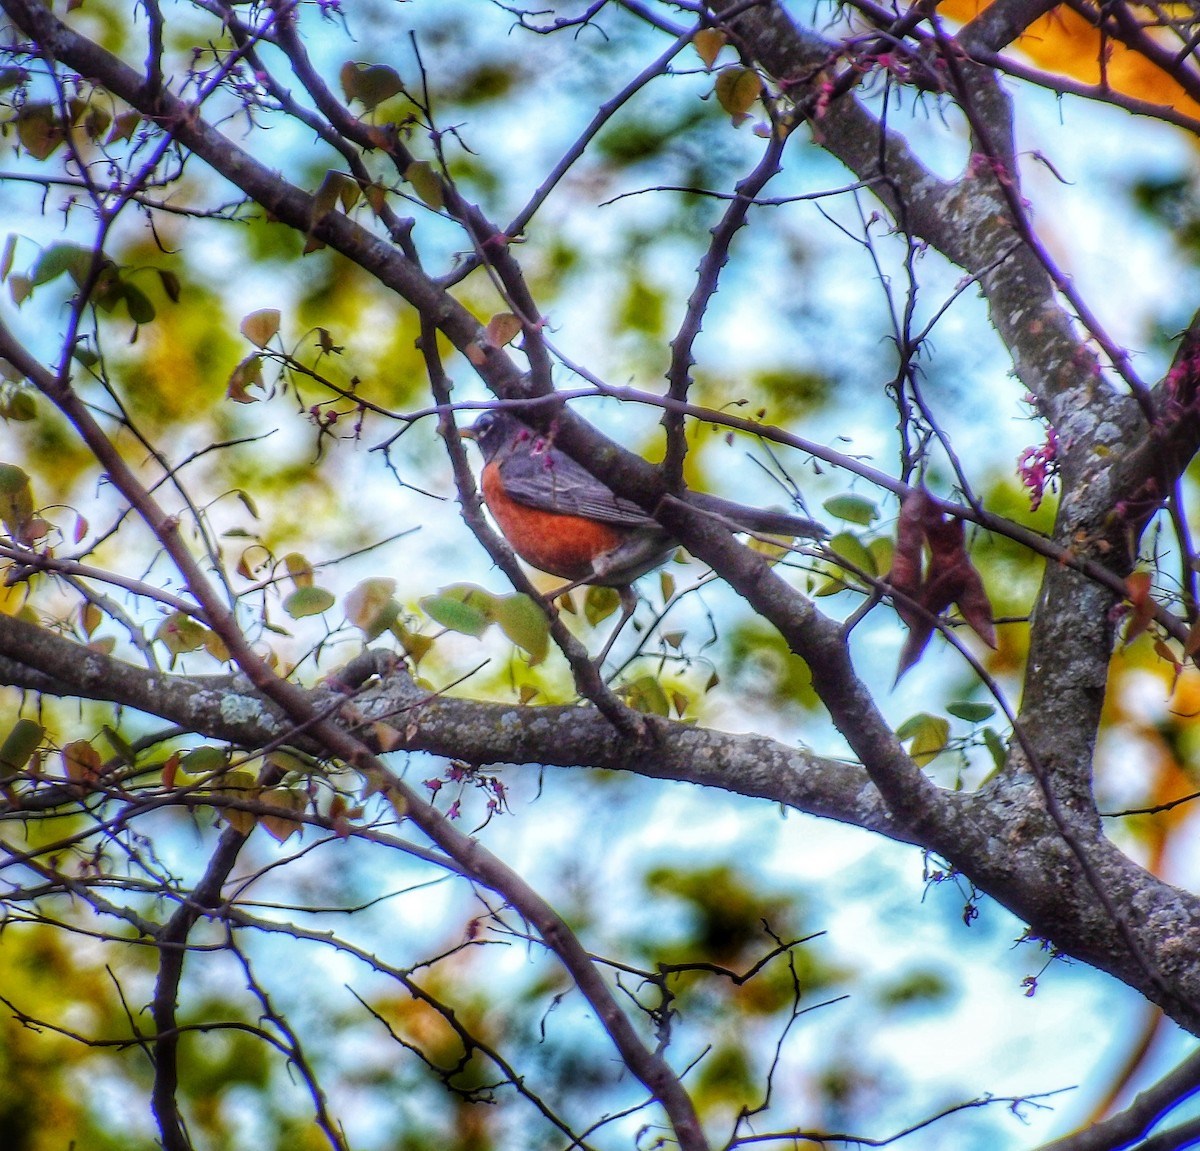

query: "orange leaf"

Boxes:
[61, 739, 102, 787]
[1124, 570, 1156, 643]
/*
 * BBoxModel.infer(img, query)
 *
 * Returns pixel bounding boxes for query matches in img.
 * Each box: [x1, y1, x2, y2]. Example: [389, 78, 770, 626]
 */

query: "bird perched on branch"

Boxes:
[461, 409, 826, 659]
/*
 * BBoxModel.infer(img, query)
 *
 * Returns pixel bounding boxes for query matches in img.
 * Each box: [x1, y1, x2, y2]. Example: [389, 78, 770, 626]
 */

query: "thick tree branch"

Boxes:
[0, 612, 902, 841]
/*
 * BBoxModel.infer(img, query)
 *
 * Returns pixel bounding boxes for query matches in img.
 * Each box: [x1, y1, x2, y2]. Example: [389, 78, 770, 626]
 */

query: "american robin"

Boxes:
[461, 410, 826, 644]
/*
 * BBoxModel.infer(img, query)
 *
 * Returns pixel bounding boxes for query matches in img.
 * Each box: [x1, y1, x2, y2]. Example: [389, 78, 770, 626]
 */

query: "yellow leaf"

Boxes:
[373, 722, 404, 752]
[391, 619, 433, 664]
[345, 577, 399, 637]
[106, 110, 140, 144]
[940, 0, 1200, 118]
[213, 769, 259, 836]
[342, 62, 404, 111]
[585, 585, 620, 626]
[283, 551, 314, 588]
[261, 787, 306, 843]
[311, 170, 345, 226]
[714, 66, 763, 121]
[694, 28, 726, 69]
[204, 629, 231, 663]
[898, 713, 950, 768]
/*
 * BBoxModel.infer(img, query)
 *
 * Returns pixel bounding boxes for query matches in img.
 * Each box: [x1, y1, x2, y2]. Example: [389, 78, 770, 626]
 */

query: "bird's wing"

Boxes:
[497, 448, 658, 528]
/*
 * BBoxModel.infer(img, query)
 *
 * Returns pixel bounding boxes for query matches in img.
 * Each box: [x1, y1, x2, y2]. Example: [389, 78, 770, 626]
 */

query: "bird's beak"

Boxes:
[459, 425, 477, 441]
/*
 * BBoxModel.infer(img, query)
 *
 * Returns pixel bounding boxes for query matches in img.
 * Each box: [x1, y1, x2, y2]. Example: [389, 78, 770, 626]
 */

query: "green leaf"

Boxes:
[102, 724, 137, 767]
[181, 745, 229, 775]
[405, 160, 445, 210]
[311, 170, 358, 228]
[0, 390, 36, 421]
[812, 574, 849, 597]
[621, 674, 671, 717]
[154, 612, 209, 655]
[30, 242, 93, 287]
[0, 718, 43, 773]
[823, 493, 879, 525]
[283, 586, 335, 618]
[868, 535, 894, 576]
[420, 584, 496, 637]
[0, 462, 34, 536]
[947, 701, 996, 723]
[157, 268, 182, 303]
[311, 170, 344, 224]
[493, 593, 550, 665]
[0, 234, 15, 281]
[982, 727, 1008, 774]
[121, 281, 156, 324]
[828, 531, 877, 578]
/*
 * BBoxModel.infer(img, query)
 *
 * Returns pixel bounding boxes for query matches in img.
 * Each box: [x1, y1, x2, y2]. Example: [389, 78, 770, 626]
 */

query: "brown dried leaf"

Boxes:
[484, 312, 522, 348]
[240, 308, 281, 349]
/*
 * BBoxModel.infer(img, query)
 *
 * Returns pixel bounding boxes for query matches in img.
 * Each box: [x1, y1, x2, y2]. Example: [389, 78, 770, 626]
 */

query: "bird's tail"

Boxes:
[684, 490, 828, 540]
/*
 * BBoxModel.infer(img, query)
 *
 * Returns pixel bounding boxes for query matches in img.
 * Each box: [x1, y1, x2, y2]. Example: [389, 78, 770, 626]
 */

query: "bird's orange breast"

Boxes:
[481, 462, 628, 581]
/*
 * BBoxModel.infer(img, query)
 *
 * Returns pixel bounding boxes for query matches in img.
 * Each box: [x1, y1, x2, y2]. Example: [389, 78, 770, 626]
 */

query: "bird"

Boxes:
[461, 409, 827, 660]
